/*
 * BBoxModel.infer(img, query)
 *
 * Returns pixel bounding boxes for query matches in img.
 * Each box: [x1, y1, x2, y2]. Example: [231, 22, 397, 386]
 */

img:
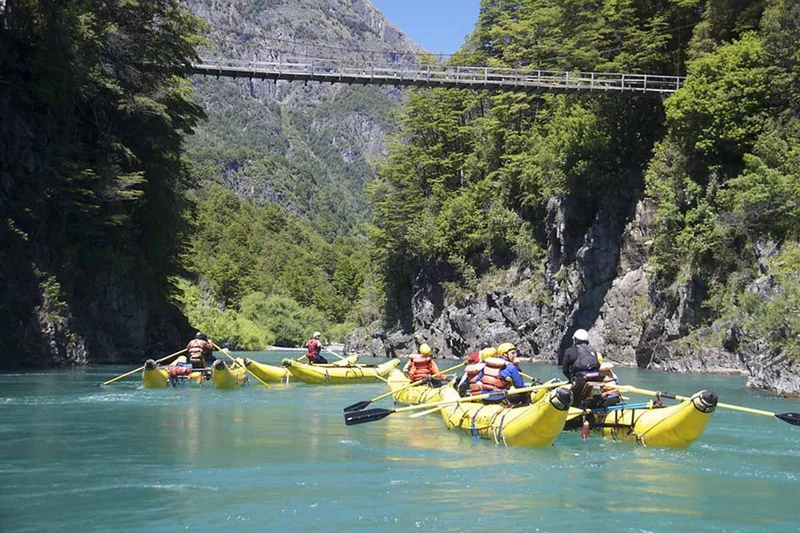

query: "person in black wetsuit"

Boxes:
[561, 329, 602, 407]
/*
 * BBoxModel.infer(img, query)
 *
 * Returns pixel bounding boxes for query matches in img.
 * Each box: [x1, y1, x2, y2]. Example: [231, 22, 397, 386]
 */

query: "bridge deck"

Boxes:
[191, 57, 684, 94]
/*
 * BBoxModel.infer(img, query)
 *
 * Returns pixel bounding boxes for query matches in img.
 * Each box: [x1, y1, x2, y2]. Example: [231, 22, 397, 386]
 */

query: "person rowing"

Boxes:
[305, 331, 327, 364]
[456, 346, 494, 397]
[402, 343, 445, 385]
[456, 345, 528, 406]
[186, 332, 215, 369]
[476, 344, 529, 406]
[561, 329, 603, 407]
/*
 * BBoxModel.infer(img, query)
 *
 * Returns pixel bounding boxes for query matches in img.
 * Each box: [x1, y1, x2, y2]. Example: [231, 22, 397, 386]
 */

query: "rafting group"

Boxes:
[103, 329, 800, 449]
[345, 331, 725, 448]
[101, 331, 401, 390]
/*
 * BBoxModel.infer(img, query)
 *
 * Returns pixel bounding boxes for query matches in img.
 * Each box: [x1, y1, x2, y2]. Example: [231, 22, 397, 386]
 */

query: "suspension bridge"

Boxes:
[190, 55, 684, 95]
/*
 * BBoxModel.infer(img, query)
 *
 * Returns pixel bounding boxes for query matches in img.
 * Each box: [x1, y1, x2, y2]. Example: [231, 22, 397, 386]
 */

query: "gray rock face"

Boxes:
[591, 267, 649, 365]
[349, 195, 633, 363]
[745, 348, 799, 397]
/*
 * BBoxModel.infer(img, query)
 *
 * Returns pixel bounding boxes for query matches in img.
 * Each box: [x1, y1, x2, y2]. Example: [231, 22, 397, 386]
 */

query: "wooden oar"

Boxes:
[343, 361, 467, 412]
[101, 348, 187, 386]
[324, 347, 348, 362]
[616, 385, 800, 426]
[212, 343, 271, 389]
[344, 381, 569, 426]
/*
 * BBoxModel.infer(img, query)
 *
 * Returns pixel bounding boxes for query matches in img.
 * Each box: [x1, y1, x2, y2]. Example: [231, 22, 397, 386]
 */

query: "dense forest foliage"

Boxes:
[369, 0, 800, 357]
[176, 185, 376, 348]
[176, 83, 392, 348]
[187, 81, 397, 238]
[0, 0, 206, 365]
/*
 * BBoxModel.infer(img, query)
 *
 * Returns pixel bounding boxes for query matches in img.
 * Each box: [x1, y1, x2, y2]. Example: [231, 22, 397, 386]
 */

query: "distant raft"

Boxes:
[281, 358, 400, 384]
[563, 390, 718, 448]
[387, 369, 445, 405]
[437, 385, 573, 447]
[141, 356, 205, 389]
[243, 356, 361, 383]
[211, 358, 248, 390]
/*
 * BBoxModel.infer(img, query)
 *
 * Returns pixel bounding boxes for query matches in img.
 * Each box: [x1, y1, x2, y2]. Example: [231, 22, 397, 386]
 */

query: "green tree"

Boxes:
[0, 0, 207, 364]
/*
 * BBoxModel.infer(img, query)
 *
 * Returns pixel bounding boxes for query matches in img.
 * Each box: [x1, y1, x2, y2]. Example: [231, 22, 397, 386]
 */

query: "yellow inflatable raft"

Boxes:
[281, 358, 400, 385]
[243, 359, 290, 383]
[564, 390, 718, 448]
[243, 356, 361, 383]
[141, 356, 205, 389]
[438, 385, 573, 447]
[211, 358, 248, 389]
[387, 369, 445, 405]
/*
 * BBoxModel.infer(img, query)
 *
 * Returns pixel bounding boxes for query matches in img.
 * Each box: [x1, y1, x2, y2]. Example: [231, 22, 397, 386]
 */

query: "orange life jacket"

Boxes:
[408, 355, 434, 381]
[187, 339, 205, 362]
[478, 357, 510, 392]
[168, 365, 193, 378]
[465, 362, 486, 395]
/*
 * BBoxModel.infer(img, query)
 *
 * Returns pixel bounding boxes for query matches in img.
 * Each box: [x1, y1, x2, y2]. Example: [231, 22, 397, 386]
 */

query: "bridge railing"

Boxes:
[193, 56, 684, 93]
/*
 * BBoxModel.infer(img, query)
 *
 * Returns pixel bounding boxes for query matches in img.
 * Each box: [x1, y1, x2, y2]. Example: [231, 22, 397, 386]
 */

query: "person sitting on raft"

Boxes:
[459, 346, 528, 405]
[305, 331, 328, 364]
[456, 346, 494, 397]
[402, 344, 444, 385]
[186, 332, 215, 369]
[582, 362, 621, 408]
[477, 346, 528, 406]
[562, 329, 603, 407]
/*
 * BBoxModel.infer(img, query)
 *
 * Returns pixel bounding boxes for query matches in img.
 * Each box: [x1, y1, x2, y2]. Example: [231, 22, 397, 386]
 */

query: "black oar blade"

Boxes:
[343, 400, 372, 413]
[775, 412, 800, 426]
[344, 408, 395, 426]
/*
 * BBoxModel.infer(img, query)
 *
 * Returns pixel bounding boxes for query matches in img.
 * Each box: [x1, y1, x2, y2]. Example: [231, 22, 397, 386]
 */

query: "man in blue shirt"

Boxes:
[475, 344, 527, 405]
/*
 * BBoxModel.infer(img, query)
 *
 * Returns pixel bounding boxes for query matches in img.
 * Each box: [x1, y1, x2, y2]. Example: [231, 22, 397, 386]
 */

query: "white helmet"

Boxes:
[313, 331, 321, 338]
[572, 329, 589, 343]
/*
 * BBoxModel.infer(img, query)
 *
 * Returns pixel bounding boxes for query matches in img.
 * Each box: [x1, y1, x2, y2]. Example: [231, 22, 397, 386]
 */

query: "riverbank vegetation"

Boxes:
[175, 185, 375, 348]
[369, 0, 800, 358]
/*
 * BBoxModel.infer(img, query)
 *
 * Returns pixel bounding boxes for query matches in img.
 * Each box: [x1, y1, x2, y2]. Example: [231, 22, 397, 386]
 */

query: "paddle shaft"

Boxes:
[213, 344, 271, 389]
[409, 381, 564, 419]
[324, 347, 347, 361]
[101, 348, 187, 386]
[617, 385, 792, 419]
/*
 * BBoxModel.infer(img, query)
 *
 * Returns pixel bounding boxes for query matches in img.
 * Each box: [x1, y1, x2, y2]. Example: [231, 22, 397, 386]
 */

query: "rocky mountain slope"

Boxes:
[186, 0, 425, 236]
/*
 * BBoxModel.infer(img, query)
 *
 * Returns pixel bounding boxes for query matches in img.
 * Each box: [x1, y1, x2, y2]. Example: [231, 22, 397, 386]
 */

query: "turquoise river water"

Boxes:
[1, 350, 799, 532]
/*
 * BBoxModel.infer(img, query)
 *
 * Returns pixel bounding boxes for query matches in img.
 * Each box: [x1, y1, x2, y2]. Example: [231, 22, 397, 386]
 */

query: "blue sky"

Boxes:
[371, 0, 482, 55]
